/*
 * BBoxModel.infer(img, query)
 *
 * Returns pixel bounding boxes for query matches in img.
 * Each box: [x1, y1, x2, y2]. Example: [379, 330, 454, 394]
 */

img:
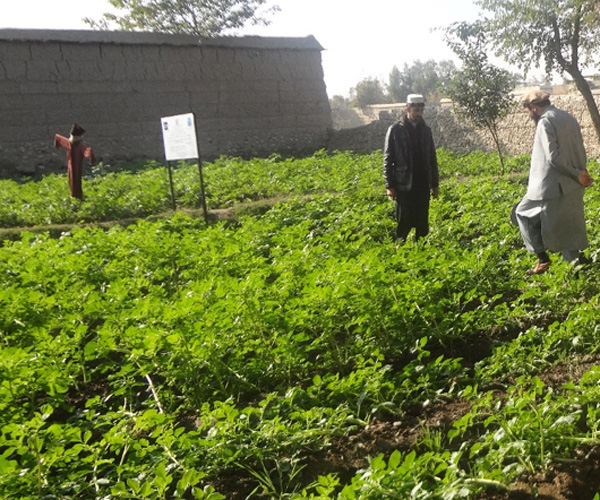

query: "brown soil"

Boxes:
[7, 201, 599, 499]
[0, 196, 297, 241]
[211, 353, 600, 499]
[471, 447, 600, 500]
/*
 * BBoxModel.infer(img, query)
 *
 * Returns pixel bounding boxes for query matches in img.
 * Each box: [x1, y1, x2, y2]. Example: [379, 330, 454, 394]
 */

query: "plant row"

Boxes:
[0, 149, 534, 229]
[1, 151, 599, 498]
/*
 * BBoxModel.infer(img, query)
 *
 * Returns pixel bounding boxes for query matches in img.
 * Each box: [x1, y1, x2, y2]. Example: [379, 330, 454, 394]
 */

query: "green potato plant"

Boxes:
[1, 149, 600, 498]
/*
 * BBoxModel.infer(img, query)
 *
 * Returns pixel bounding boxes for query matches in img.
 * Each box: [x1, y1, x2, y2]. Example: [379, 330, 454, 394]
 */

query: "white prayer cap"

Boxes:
[406, 94, 425, 104]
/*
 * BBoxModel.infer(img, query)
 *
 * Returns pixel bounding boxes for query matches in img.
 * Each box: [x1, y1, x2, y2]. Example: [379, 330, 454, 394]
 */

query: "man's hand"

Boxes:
[578, 171, 594, 187]
[432, 187, 439, 199]
[386, 188, 396, 200]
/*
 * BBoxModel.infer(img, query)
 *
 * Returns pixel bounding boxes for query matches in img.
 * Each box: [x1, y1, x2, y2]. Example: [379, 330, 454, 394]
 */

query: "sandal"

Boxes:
[532, 261, 551, 274]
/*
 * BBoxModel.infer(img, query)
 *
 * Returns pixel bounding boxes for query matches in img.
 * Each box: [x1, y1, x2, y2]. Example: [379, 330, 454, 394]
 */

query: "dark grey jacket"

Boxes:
[383, 116, 439, 192]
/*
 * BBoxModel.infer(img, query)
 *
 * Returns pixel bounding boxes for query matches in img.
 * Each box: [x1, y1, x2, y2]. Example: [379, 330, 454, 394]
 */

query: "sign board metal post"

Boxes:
[197, 162, 208, 215]
[166, 161, 176, 210]
[160, 112, 208, 221]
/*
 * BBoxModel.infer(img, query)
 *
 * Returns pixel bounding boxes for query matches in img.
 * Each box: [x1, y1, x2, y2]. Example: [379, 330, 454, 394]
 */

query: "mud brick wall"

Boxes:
[430, 94, 600, 160]
[0, 29, 331, 176]
[329, 94, 600, 161]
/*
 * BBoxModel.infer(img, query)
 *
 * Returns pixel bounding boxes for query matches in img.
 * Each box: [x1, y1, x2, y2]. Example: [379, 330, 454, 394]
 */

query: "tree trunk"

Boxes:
[548, 10, 600, 143]
[568, 66, 600, 143]
[486, 123, 505, 175]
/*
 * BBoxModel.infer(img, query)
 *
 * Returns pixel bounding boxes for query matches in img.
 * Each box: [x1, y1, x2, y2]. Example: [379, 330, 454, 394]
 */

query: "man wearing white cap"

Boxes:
[514, 90, 594, 274]
[383, 93, 439, 243]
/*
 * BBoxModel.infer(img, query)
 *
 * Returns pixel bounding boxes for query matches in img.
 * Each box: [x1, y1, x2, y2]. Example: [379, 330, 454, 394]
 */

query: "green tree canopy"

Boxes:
[349, 77, 390, 108]
[445, 22, 517, 173]
[475, 0, 600, 140]
[84, 0, 279, 37]
[387, 60, 456, 103]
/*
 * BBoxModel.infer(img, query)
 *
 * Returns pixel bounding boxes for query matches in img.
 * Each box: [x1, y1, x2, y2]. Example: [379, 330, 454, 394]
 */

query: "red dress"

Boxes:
[54, 134, 97, 199]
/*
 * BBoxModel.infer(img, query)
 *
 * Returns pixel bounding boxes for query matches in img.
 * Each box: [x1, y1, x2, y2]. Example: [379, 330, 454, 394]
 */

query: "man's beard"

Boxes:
[530, 112, 541, 125]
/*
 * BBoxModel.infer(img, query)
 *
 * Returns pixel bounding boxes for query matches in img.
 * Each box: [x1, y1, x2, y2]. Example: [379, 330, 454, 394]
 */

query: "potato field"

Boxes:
[1, 150, 600, 499]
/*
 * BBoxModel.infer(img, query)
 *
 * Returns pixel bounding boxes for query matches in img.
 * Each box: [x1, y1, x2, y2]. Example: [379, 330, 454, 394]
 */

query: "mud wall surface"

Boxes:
[0, 29, 331, 176]
[328, 95, 600, 160]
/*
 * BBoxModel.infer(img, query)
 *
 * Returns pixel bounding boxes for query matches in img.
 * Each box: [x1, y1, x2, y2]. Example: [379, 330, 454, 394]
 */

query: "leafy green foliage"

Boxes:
[444, 21, 517, 173]
[84, 0, 280, 37]
[474, 0, 600, 141]
[1, 149, 600, 498]
[387, 59, 457, 103]
[348, 60, 457, 106]
[0, 151, 379, 229]
[349, 77, 390, 107]
[476, 0, 600, 75]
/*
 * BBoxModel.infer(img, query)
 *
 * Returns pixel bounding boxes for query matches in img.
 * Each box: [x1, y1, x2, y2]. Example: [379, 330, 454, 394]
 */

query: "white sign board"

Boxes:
[160, 113, 199, 161]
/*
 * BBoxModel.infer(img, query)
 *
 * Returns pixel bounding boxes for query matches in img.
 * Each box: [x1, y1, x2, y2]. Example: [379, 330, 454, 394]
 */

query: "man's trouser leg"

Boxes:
[395, 193, 412, 241]
[562, 250, 581, 264]
[515, 198, 545, 254]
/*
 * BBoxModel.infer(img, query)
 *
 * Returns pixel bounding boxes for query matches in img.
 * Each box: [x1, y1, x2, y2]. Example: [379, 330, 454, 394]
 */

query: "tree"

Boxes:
[387, 66, 406, 103]
[329, 95, 350, 109]
[435, 60, 460, 96]
[349, 77, 389, 108]
[408, 60, 444, 101]
[475, 0, 600, 141]
[84, 0, 279, 37]
[444, 22, 517, 173]
[386, 60, 457, 103]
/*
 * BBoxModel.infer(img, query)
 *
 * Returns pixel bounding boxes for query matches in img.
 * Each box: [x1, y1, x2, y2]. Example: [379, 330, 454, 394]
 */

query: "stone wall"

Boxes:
[0, 29, 331, 176]
[328, 94, 600, 160]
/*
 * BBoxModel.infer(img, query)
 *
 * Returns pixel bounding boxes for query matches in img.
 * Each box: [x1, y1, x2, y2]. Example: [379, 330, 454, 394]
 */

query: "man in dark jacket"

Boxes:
[383, 94, 439, 243]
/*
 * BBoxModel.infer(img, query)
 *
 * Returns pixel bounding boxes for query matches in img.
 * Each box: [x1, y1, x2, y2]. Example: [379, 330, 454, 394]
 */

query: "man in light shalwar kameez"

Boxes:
[515, 90, 594, 275]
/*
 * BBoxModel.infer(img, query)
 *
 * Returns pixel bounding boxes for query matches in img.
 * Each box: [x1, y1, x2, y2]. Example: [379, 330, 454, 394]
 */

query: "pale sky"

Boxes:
[1, 0, 484, 97]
